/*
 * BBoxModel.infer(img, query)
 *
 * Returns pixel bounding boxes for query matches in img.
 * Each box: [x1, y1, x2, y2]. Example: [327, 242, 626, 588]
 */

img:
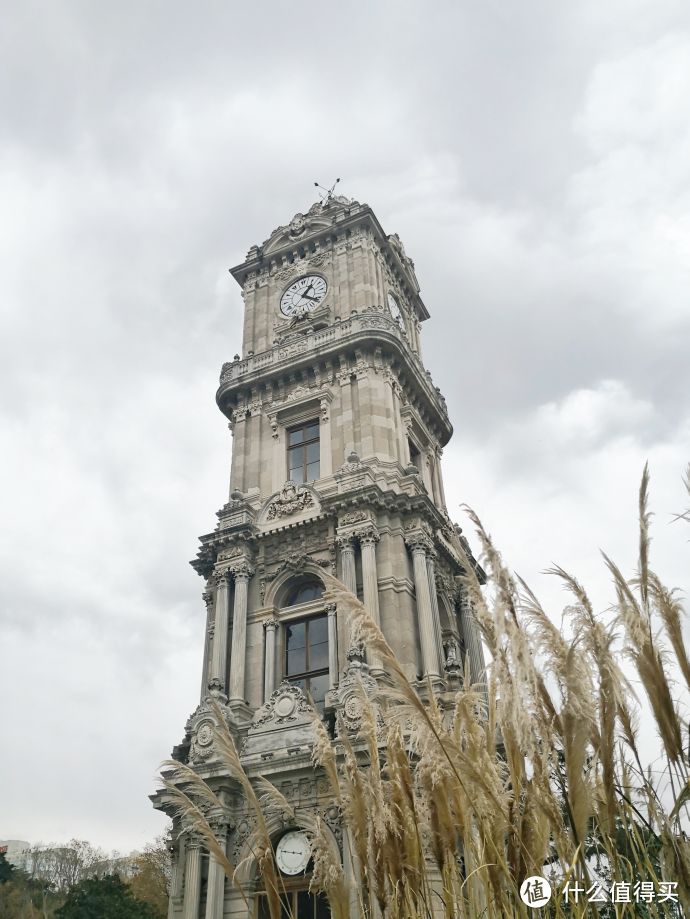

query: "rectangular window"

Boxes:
[257, 889, 330, 918]
[287, 420, 320, 483]
[284, 614, 329, 713]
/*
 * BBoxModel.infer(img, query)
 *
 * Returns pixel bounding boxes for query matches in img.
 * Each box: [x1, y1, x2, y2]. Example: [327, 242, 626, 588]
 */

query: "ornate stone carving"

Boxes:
[230, 814, 257, 861]
[320, 803, 344, 852]
[275, 265, 298, 282]
[334, 533, 355, 553]
[213, 569, 230, 588]
[339, 451, 362, 474]
[266, 482, 314, 520]
[355, 525, 379, 546]
[336, 655, 378, 735]
[339, 510, 368, 526]
[185, 693, 233, 764]
[228, 560, 254, 581]
[251, 681, 312, 728]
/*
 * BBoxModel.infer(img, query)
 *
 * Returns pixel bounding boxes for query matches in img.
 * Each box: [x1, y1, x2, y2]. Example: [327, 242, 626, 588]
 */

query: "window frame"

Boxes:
[286, 418, 321, 484]
[283, 613, 329, 712]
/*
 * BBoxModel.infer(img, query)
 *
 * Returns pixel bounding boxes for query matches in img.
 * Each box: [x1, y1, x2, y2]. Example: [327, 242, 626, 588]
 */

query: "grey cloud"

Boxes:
[2, 0, 689, 851]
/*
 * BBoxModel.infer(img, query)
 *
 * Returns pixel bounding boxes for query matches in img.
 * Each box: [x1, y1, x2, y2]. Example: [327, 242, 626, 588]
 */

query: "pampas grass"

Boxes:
[160, 466, 690, 918]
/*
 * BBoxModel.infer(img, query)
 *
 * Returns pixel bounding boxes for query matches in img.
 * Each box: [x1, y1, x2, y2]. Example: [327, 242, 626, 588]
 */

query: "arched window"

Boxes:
[282, 578, 324, 608]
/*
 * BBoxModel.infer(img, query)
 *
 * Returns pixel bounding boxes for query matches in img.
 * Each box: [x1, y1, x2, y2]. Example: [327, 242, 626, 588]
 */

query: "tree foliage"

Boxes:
[55, 874, 160, 919]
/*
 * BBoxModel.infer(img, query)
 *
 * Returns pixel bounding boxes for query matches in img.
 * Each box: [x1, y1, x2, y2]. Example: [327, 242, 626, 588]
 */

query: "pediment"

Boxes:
[258, 481, 321, 528]
[263, 204, 333, 256]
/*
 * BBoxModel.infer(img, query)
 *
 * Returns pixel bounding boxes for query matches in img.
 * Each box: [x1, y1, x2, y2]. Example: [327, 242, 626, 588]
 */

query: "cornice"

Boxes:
[216, 308, 451, 444]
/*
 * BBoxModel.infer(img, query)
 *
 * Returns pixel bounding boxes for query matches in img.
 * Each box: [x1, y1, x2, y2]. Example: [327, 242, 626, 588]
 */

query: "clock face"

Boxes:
[280, 275, 328, 317]
[275, 830, 311, 876]
[387, 292, 404, 329]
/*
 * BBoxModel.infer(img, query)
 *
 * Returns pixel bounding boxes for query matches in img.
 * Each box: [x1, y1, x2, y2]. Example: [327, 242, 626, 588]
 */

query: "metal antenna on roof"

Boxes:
[314, 178, 341, 203]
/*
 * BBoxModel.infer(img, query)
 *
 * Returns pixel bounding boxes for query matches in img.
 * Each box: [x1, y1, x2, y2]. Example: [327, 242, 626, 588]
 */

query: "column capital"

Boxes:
[335, 533, 355, 552]
[185, 832, 203, 850]
[263, 616, 280, 632]
[213, 569, 231, 588]
[324, 602, 337, 616]
[356, 525, 379, 546]
[228, 561, 254, 581]
[405, 532, 434, 555]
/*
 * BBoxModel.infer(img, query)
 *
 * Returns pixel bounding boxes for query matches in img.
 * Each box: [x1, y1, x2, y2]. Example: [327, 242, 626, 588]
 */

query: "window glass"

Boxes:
[286, 621, 307, 675]
[315, 893, 331, 919]
[309, 639, 328, 671]
[284, 614, 329, 715]
[297, 891, 312, 915]
[308, 672, 329, 709]
[310, 615, 327, 643]
[286, 582, 324, 607]
[286, 420, 320, 484]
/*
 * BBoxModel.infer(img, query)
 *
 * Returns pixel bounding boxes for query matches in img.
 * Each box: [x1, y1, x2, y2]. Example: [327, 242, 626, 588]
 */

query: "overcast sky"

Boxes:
[2, 0, 689, 853]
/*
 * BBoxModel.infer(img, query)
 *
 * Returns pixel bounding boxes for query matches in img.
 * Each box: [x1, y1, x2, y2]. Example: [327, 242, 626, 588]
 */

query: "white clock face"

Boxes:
[280, 275, 328, 317]
[275, 830, 311, 876]
[387, 292, 404, 329]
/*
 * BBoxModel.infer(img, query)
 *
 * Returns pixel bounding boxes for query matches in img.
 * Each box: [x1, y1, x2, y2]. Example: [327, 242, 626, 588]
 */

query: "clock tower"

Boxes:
[154, 195, 486, 918]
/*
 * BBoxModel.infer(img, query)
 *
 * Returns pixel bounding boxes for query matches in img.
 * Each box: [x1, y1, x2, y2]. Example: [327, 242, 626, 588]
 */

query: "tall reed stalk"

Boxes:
[161, 466, 690, 918]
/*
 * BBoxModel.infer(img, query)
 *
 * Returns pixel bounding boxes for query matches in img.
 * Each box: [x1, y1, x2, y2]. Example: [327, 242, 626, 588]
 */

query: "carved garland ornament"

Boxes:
[266, 482, 315, 520]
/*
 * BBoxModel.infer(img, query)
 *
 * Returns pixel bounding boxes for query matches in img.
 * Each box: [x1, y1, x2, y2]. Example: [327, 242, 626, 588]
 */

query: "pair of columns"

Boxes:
[262, 602, 339, 701]
[180, 827, 228, 919]
[207, 561, 254, 703]
[336, 526, 382, 672]
[406, 534, 444, 681]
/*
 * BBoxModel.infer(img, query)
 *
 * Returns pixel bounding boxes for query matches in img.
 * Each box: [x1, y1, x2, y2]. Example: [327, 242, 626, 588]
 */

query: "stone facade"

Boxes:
[151, 195, 486, 918]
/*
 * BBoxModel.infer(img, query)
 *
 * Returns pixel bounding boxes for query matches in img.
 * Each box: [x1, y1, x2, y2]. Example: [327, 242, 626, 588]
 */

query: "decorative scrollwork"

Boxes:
[266, 482, 314, 520]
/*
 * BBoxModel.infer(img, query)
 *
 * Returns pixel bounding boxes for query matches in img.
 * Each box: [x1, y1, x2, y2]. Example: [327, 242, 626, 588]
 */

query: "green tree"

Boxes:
[128, 833, 170, 918]
[55, 875, 159, 919]
[0, 851, 15, 884]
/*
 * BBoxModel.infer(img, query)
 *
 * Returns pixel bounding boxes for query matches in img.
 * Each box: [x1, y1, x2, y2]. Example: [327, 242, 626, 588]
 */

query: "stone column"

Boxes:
[168, 836, 183, 918]
[336, 533, 358, 666]
[200, 587, 213, 701]
[204, 825, 228, 919]
[337, 534, 357, 595]
[182, 836, 202, 919]
[408, 537, 440, 680]
[228, 562, 253, 704]
[425, 554, 445, 678]
[359, 527, 383, 674]
[263, 617, 279, 702]
[459, 587, 487, 687]
[325, 602, 339, 689]
[209, 571, 230, 693]
[433, 447, 448, 512]
[230, 410, 248, 494]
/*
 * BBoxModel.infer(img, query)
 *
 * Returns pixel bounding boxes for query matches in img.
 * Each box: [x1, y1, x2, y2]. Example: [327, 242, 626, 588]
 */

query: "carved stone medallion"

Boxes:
[266, 482, 314, 521]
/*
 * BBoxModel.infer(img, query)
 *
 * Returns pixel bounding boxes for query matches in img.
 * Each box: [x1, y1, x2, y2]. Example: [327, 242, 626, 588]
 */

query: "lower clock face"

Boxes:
[275, 830, 311, 875]
[280, 275, 328, 317]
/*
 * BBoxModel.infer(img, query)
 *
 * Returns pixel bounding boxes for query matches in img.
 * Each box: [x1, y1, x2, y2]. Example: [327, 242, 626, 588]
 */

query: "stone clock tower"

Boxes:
[153, 195, 486, 919]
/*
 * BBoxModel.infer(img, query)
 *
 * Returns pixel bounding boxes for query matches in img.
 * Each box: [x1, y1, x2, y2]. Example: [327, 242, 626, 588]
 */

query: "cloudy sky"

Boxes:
[2, 0, 689, 853]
